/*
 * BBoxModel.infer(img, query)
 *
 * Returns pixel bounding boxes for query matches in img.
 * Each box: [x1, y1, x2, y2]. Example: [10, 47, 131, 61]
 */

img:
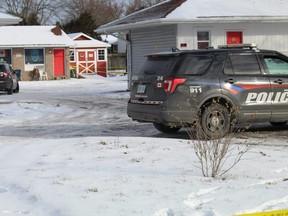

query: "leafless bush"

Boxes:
[185, 105, 251, 178]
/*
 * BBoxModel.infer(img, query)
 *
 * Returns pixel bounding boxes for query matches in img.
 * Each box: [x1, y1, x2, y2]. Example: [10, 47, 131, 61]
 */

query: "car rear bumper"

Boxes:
[127, 102, 198, 125]
[0, 80, 12, 91]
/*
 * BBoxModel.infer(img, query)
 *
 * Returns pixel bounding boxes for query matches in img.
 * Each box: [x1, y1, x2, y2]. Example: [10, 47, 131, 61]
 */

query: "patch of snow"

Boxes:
[0, 75, 287, 216]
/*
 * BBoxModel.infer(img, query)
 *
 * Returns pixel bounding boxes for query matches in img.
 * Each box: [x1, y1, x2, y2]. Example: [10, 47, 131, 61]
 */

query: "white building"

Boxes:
[97, 0, 288, 77]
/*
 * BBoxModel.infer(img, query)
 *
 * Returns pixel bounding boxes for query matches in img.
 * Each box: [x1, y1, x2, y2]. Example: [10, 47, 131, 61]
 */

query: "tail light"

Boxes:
[0, 72, 9, 78]
[164, 78, 186, 93]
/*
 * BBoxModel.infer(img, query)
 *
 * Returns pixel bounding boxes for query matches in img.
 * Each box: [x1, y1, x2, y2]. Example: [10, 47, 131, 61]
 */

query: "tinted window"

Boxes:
[136, 56, 177, 75]
[224, 54, 260, 75]
[176, 55, 213, 75]
[0, 65, 6, 72]
[264, 56, 288, 75]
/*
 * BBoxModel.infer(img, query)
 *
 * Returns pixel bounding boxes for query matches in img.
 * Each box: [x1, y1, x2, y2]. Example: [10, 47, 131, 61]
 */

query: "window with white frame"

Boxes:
[69, 50, 75, 62]
[98, 49, 105, 61]
[25, 49, 44, 64]
[197, 31, 210, 49]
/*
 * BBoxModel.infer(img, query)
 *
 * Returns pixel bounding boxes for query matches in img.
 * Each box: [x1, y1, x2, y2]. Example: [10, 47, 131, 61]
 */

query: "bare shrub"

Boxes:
[190, 133, 250, 178]
[185, 109, 251, 178]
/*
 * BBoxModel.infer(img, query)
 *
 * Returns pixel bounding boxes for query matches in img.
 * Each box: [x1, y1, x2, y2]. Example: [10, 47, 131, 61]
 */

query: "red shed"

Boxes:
[68, 33, 110, 77]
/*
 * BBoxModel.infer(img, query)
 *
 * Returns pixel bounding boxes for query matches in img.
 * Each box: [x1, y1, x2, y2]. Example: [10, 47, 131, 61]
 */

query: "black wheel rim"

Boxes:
[205, 109, 226, 133]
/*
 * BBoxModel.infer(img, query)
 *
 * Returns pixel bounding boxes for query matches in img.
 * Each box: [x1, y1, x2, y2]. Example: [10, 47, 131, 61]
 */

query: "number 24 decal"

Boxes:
[157, 76, 164, 81]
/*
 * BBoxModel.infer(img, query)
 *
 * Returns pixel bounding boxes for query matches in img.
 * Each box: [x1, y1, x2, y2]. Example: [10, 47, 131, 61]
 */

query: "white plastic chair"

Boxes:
[37, 66, 48, 81]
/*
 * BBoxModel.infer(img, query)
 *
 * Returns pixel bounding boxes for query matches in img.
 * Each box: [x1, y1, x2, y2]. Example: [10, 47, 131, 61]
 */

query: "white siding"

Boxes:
[178, 22, 288, 55]
[117, 39, 127, 53]
[130, 25, 177, 74]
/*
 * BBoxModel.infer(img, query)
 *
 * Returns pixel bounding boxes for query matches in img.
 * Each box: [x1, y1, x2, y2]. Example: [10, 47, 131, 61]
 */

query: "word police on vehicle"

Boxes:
[246, 91, 288, 104]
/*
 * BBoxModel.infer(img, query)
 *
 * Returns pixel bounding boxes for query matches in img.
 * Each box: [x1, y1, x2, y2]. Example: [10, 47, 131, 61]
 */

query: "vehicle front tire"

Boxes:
[153, 123, 182, 133]
[199, 103, 231, 139]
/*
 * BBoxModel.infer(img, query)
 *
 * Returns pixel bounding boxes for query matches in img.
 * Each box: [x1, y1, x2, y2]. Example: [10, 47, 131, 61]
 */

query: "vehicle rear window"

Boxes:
[0, 65, 7, 72]
[224, 54, 261, 75]
[136, 56, 177, 75]
[175, 55, 214, 75]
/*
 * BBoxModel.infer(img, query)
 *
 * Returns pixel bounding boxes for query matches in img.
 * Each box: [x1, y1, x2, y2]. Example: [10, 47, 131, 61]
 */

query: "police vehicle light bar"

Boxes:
[218, 43, 258, 50]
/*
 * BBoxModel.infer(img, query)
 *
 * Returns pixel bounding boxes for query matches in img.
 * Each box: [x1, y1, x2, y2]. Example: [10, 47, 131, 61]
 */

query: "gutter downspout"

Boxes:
[104, 30, 132, 90]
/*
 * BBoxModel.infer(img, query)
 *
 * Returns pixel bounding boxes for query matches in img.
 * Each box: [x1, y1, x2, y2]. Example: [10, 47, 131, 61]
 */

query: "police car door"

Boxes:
[221, 53, 272, 122]
[262, 54, 288, 122]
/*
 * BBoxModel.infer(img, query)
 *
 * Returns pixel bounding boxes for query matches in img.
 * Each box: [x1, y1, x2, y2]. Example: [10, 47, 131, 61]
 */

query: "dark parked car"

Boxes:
[127, 44, 288, 138]
[0, 62, 20, 95]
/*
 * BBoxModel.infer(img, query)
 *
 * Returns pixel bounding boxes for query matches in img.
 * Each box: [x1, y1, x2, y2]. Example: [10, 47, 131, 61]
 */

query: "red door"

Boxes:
[54, 49, 65, 76]
[77, 50, 96, 74]
[227, 32, 243, 44]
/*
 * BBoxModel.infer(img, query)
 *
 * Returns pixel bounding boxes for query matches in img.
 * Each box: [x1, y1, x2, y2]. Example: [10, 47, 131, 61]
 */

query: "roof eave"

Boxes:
[96, 19, 165, 33]
[96, 16, 288, 33]
[73, 45, 111, 48]
[177, 16, 288, 23]
[0, 19, 22, 25]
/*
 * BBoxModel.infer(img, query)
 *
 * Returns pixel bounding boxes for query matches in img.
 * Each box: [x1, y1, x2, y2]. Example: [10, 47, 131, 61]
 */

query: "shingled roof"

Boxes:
[99, 0, 186, 30]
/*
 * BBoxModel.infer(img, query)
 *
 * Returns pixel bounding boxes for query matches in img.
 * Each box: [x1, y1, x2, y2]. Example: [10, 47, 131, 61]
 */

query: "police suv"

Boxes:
[127, 44, 288, 138]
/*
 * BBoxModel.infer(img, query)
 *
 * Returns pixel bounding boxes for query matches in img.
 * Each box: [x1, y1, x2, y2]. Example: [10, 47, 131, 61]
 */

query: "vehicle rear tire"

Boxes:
[200, 103, 231, 139]
[7, 83, 13, 95]
[13, 83, 19, 93]
[153, 123, 182, 133]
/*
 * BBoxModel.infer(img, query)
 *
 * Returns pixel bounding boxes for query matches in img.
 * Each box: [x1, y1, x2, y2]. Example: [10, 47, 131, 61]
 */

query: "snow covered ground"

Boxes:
[0, 75, 288, 216]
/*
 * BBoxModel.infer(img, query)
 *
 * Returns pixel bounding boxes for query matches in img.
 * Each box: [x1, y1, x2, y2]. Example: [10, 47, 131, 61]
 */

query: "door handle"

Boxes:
[225, 78, 235, 84]
[274, 79, 284, 84]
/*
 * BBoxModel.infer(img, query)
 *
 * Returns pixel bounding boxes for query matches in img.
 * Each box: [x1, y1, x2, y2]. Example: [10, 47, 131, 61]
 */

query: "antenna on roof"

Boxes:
[172, 47, 180, 52]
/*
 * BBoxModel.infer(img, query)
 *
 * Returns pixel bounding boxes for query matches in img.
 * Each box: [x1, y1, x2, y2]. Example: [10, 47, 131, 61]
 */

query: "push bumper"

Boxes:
[127, 102, 197, 125]
[0, 80, 12, 91]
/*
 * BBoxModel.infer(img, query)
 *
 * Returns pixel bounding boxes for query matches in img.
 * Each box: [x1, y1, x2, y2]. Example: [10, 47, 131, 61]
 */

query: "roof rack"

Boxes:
[218, 43, 258, 50]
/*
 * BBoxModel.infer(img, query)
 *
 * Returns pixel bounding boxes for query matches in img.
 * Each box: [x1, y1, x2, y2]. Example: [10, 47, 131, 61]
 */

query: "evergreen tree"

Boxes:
[62, 11, 100, 39]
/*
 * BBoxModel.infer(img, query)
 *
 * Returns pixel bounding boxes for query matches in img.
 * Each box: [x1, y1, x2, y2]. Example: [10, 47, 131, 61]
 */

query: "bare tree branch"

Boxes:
[1, 0, 63, 24]
[124, 0, 164, 15]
